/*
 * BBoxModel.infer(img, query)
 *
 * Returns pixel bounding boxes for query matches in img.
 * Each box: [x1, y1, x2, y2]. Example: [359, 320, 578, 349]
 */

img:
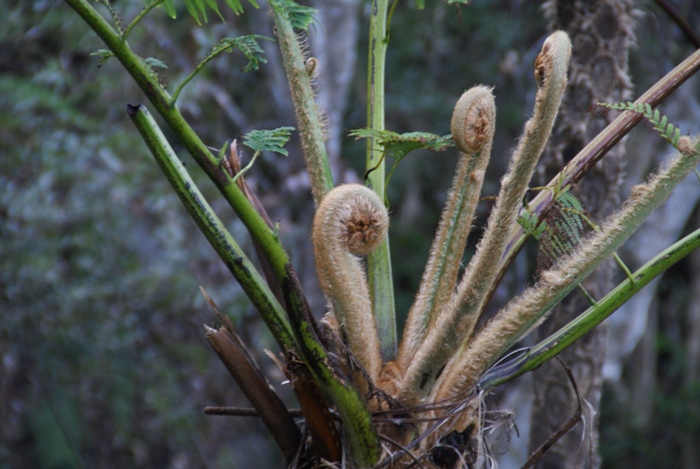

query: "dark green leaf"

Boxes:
[184, 0, 202, 24]
[162, 0, 177, 18]
[202, 0, 225, 21]
[222, 0, 244, 14]
[350, 129, 454, 160]
[243, 127, 295, 156]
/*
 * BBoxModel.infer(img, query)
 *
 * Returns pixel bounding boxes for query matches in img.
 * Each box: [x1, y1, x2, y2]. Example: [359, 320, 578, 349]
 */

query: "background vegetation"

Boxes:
[1, 0, 699, 467]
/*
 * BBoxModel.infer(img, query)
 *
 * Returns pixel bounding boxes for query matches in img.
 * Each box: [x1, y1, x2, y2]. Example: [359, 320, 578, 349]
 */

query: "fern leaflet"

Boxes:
[243, 126, 295, 156]
[595, 101, 682, 148]
[270, 0, 316, 31]
[350, 129, 453, 161]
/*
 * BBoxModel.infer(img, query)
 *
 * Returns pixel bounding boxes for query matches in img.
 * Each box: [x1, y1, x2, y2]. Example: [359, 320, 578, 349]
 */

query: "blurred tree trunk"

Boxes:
[529, 2, 635, 468]
[309, 0, 362, 183]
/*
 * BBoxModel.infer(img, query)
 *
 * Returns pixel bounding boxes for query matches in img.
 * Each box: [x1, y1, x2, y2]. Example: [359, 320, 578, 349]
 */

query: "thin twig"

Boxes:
[204, 406, 304, 417]
[653, 0, 700, 48]
[375, 434, 427, 469]
[521, 360, 582, 469]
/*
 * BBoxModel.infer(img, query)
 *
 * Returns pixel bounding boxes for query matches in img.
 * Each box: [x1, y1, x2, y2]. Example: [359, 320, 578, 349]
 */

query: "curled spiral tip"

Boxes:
[534, 30, 571, 89]
[314, 184, 388, 257]
[311, 184, 387, 381]
[451, 85, 496, 155]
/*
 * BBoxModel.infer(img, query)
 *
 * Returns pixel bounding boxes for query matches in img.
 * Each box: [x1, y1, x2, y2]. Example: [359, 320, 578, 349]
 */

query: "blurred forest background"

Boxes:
[2, 0, 700, 467]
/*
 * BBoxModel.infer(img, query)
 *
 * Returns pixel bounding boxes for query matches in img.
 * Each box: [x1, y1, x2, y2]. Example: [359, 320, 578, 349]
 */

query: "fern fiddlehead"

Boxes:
[312, 184, 389, 382]
[398, 85, 496, 374]
[402, 31, 572, 403]
[437, 134, 700, 404]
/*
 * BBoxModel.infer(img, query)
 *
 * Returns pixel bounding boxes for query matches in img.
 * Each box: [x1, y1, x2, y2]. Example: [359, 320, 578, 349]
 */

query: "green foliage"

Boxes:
[351, 129, 454, 198]
[350, 129, 454, 160]
[142, 55, 169, 72]
[596, 101, 683, 148]
[518, 187, 586, 264]
[160, 0, 177, 19]
[90, 48, 115, 67]
[243, 126, 295, 156]
[210, 35, 272, 73]
[173, 0, 260, 23]
[270, 0, 316, 31]
[29, 395, 83, 469]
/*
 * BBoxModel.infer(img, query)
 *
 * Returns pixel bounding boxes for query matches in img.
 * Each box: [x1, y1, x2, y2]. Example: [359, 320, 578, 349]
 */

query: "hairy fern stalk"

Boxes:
[65, 0, 700, 467]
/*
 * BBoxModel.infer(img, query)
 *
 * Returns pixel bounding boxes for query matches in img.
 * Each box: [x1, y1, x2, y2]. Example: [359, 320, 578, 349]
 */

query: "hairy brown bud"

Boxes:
[451, 85, 496, 155]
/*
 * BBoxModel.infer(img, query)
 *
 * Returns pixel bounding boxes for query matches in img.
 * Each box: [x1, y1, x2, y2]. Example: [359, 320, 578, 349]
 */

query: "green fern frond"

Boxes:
[175, 0, 259, 23]
[519, 187, 588, 269]
[270, 0, 316, 31]
[142, 57, 168, 70]
[350, 129, 453, 160]
[138, 56, 168, 83]
[90, 49, 115, 67]
[556, 189, 585, 238]
[211, 35, 273, 73]
[351, 129, 453, 197]
[518, 209, 546, 239]
[159, 0, 177, 19]
[243, 126, 295, 156]
[171, 34, 271, 103]
[596, 101, 683, 148]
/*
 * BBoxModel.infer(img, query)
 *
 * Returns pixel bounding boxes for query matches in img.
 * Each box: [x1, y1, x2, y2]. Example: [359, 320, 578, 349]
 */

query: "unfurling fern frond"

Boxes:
[595, 101, 682, 148]
[519, 187, 587, 271]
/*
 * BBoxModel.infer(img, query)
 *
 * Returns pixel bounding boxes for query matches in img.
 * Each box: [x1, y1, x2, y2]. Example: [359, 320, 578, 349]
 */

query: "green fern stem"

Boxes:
[280, 267, 382, 468]
[366, 0, 397, 362]
[127, 104, 300, 356]
[123, 0, 164, 40]
[66, 0, 302, 300]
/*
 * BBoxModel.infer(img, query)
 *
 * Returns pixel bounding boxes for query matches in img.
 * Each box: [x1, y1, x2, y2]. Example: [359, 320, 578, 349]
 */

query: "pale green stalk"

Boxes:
[366, 0, 397, 361]
[123, 0, 164, 40]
